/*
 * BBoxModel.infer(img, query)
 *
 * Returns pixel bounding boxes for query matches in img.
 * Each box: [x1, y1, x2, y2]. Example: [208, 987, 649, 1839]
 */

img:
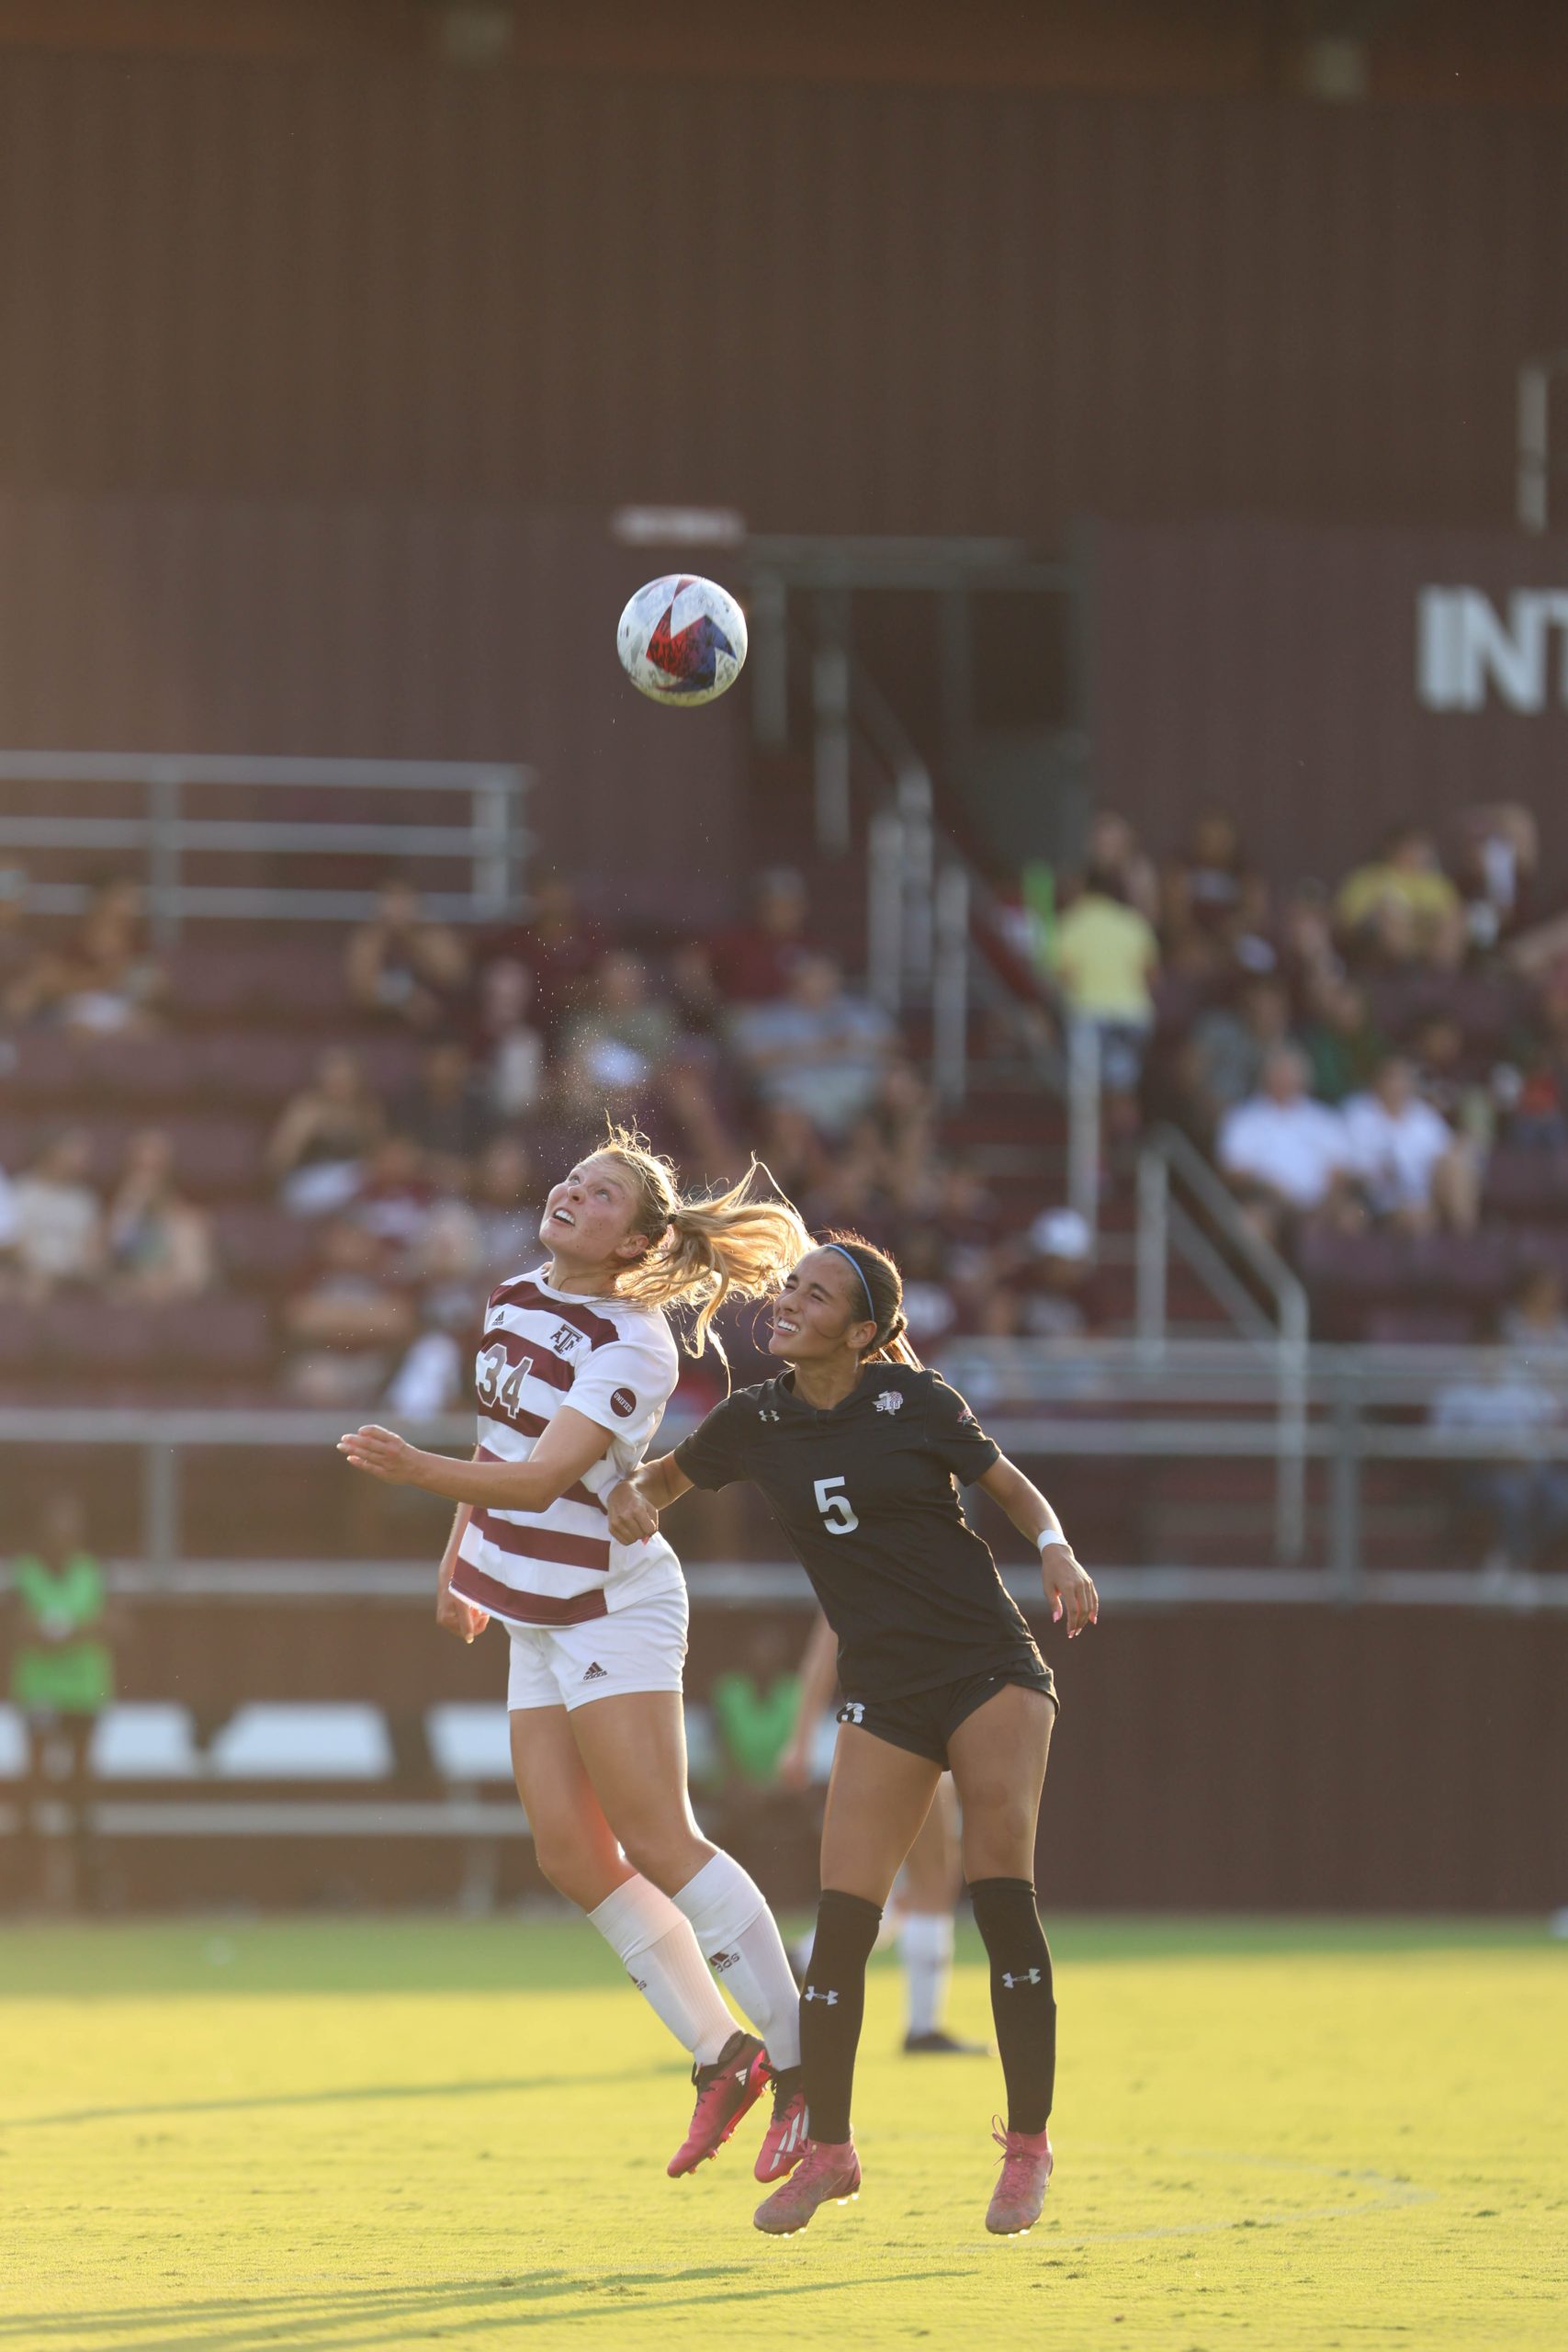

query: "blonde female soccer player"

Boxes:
[339, 1136, 808, 2183]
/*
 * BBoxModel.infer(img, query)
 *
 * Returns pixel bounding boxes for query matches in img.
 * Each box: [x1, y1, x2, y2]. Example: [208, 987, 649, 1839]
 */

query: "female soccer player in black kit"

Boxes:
[607, 1231, 1098, 2238]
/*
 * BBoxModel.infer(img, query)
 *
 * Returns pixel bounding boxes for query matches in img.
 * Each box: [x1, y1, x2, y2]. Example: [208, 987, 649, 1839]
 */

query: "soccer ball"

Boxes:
[615, 574, 748, 707]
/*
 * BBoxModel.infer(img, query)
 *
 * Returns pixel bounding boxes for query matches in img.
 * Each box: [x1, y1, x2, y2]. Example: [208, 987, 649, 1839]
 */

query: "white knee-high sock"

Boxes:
[899, 1910, 954, 2039]
[588, 1875, 738, 2066]
[672, 1850, 803, 2070]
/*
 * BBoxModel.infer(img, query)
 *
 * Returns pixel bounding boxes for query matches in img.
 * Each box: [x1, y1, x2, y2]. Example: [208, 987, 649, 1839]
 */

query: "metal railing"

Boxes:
[0, 751, 531, 935]
[8, 1342, 1568, 1607]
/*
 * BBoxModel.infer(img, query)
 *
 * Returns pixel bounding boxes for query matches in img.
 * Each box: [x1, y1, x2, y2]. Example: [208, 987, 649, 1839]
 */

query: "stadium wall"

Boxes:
[1089, 519, 1568, 888]
[0, 53, 1561, 537]
[72, 1600, 1568, 1914]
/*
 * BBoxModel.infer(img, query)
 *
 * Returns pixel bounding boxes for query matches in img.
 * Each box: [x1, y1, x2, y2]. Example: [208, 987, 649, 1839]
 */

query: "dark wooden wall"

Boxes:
[71, 1599, 1568, 1913]
[0, 50, 1562, 540]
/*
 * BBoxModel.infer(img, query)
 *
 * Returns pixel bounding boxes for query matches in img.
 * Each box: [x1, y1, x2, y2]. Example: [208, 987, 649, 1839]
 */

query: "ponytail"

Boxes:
[818, 1230, 924, 1369]
[597, 1127, 810, 1358]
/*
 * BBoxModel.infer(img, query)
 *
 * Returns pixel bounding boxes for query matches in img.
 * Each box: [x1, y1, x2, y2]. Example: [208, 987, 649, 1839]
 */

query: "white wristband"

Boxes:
[1036, 1528, 1067, 1554]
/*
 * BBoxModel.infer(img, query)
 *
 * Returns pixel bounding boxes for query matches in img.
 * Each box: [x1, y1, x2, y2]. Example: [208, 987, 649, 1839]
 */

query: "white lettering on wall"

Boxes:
[1418, 586, 1568, 711]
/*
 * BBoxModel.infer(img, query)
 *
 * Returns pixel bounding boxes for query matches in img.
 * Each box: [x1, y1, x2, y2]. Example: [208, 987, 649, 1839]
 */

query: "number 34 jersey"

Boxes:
[673, 1363, 1042, 1702]
[450, 1270, 681, 1628]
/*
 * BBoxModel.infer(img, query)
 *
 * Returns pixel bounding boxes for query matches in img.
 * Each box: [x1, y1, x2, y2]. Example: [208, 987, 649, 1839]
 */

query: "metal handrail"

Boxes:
[0, 751, 531, 935]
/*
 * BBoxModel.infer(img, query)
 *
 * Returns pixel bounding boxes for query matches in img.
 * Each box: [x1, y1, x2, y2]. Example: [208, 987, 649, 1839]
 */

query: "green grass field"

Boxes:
[1, 1915, 1560, 2352]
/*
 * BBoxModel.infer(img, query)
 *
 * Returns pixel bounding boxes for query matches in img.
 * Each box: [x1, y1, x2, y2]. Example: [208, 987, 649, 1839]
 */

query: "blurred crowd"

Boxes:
[1020, 800, 1568, 1259]
[0, 865, 1094, 1411]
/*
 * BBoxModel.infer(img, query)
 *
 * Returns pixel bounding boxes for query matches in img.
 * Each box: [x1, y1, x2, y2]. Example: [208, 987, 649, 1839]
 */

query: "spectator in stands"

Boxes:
[1336, 826, 1465, 971]
[1505, 977, 1568, 1149]
[1451, 802, 1538, 951]
[559, 950, 679, 1104]
[752, 1102, 833, 1207]
[9, 876, 167, 1035]
[267, 1046, 384, 1216]
[708, 866, 818, 1003]
[0, 864, 32, 1013]
[1161, 805, 1272, 974]
[468, 956, 545, 1118]
[466, 1136, 540, 1283]
[106, 1129, 215, 1302]
[10, 1131, 104, 1297]
[1275, 878, 1344, 1003]
[345, 875, 470, 1033]
[1182, 978, 1294, 1138]
[347, 1132, 436, 1273]
[504, 870, 605, 1042]
[1051, 867, 1160, 1119]
[1009, 1205, 1100, 1340]
[1300, 977, 1389, 1105]
[1080, 810, 1160, 925]
[729, 953, 896, 1140]
[0, 1160, 17, 1287]
[1501, 1264, 1568, 1362]
[1216, 1045, 1356, 1244]
[395, 1035, 499, 1192]
[1408, 1012, 1499, 1148]
[281, 1216, 414, 1404]
[667, 939, 729, 1042]
[1431, 1348, 1568, 1578]
[384, 1203, 489, 1417]
[1341, 1056, 1481, 1235]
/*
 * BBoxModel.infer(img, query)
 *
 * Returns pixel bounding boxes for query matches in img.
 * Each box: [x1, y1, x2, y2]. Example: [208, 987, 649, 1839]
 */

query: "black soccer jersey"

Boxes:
[673, 1363, 1042, 1702]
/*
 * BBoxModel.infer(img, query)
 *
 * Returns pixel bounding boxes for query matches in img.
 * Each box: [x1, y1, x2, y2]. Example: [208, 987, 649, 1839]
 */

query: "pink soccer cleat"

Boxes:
[754, 2069, 807, 2182]
[753, 2136, 861, 2234]
[667, 2031, 769, 2177]
[986, 2119, 1054, 2235]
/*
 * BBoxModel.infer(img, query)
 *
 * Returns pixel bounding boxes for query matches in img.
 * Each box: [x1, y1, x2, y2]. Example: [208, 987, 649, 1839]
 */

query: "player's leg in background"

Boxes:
[509, 1703, 735, 2065]
[568, 1690, 803, 2073]
[897, 1774, 983, 2052]
[945, 1685, 1056, 2136]
[806, 1728, 942, 2143]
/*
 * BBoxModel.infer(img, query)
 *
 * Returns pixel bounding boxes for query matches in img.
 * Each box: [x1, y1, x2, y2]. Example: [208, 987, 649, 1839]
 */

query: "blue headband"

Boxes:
[822, 1242, 877, 1324]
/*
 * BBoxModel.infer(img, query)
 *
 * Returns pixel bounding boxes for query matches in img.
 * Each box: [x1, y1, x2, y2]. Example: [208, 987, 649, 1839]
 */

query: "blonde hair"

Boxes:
[595, 1127, 810, 1358]
[818, 1229, 923, 1368]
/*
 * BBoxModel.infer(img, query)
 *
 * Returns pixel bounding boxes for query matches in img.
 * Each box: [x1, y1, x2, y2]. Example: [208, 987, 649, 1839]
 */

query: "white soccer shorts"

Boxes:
[504, 1564, 689, 1713]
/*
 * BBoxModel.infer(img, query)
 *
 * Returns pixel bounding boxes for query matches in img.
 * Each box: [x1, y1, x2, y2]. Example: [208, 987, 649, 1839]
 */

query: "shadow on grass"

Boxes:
[0, 2260, 966, 2349]
[0, 2066, 672, 2134]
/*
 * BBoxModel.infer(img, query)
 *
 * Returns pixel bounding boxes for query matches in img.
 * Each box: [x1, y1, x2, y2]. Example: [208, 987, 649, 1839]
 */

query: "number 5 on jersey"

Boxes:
[814, 1476, 860, 1534]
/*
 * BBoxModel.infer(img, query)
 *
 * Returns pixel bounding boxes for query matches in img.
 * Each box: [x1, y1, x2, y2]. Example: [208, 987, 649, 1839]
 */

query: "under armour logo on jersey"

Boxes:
[709, 1949, 740, 1973]
[837, 1702, 865, 1725]
[759, 1405, 781, 1422]
[1001, 1968, 1043, 1989]
[874, 1388, 904, 1414]
[581, 1661, 608, 1683]
[802, 1985, 839, 2004]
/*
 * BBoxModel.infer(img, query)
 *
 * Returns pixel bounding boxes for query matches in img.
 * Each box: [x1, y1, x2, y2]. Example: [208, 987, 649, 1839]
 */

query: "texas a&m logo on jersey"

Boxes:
[549, 1322, 583, 1358]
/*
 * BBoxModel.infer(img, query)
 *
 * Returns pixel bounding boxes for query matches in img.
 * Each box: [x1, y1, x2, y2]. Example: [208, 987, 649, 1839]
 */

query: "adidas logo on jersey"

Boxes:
[1001, 1968, 1043, 1989]
[581, 1661, 608, 1682]
[709, 1949, 740, 1973]
[802, 1985, 839, 2005]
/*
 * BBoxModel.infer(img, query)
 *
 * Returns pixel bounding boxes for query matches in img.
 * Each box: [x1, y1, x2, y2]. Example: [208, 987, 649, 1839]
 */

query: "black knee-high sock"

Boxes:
[968, 1877, 1055, 2134]
[800, 1888, 883, 2143]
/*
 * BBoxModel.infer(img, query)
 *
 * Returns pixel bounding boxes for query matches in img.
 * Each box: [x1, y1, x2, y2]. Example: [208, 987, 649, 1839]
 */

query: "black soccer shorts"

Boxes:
[836, 1654, 1057, 1768]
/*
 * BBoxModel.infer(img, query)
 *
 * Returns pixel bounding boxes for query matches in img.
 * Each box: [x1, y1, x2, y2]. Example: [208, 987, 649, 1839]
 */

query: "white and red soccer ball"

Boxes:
[616, 574, 748, 707]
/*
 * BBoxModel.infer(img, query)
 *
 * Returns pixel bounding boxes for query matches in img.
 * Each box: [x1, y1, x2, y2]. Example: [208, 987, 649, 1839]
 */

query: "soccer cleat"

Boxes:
[753, 2066, 808, 2182]
[902, 2028, 990, 2056]
[667, 2031, 769, 2177]
[986, 2118, 1054, 2235]
[753, 2137, 861, 2234]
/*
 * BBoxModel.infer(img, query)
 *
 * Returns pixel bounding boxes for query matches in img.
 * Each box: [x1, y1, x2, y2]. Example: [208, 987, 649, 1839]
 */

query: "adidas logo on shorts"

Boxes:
[709, 1949, 740, 1973]
[581, 1661, 608, 1682]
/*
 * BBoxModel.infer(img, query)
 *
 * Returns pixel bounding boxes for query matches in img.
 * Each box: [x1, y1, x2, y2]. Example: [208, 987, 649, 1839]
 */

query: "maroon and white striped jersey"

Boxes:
[449, 1270, 681, 1628]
